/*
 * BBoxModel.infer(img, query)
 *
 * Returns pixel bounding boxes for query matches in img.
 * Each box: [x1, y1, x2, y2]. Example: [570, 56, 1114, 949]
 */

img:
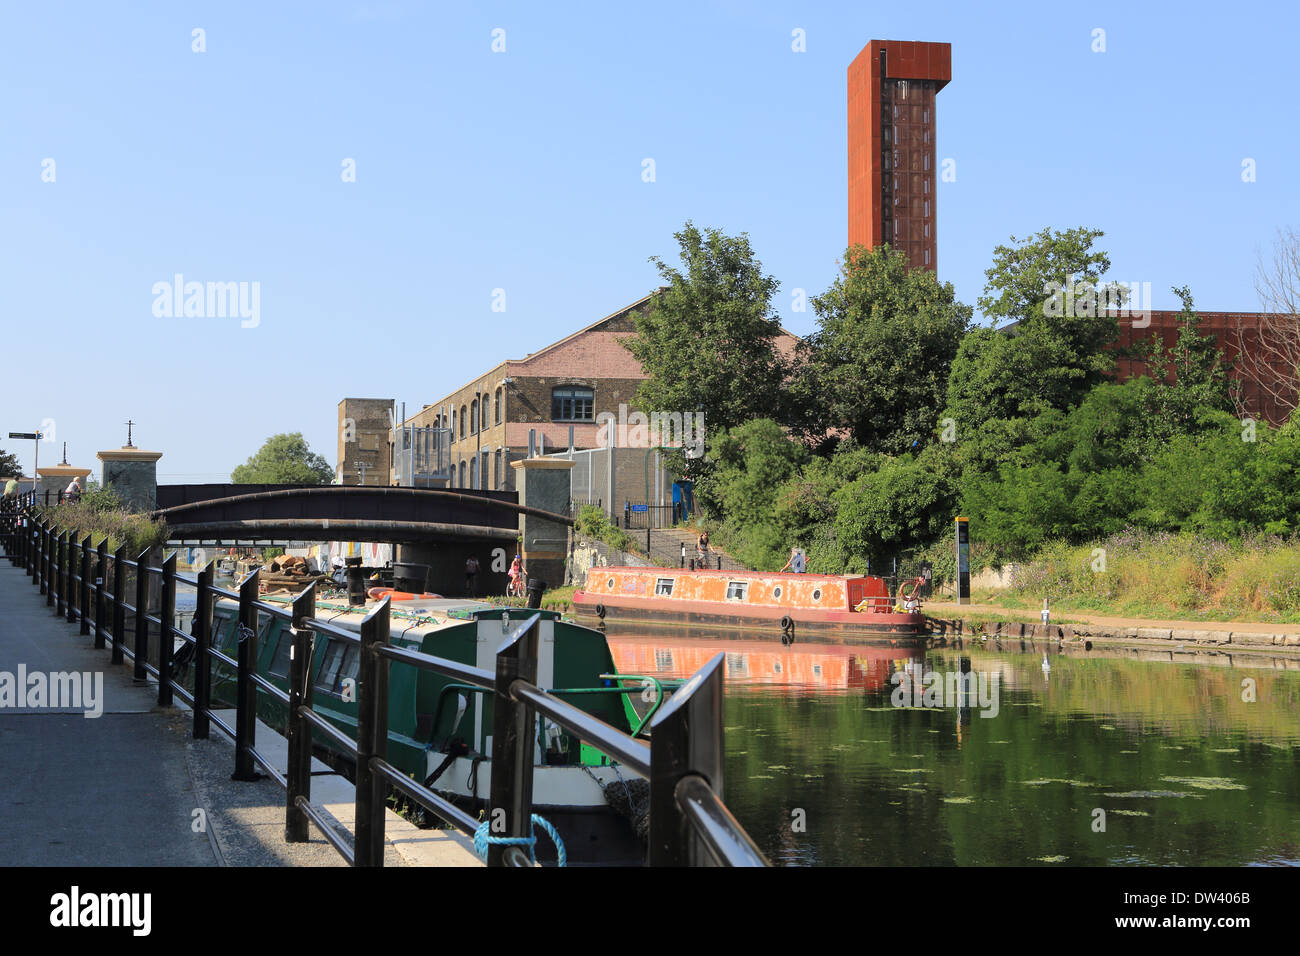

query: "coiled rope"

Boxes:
[473, 814, 567, 867]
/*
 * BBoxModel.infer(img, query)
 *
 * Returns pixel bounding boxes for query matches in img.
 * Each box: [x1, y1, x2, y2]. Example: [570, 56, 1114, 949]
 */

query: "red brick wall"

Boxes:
[1112, 311, 1296, 426]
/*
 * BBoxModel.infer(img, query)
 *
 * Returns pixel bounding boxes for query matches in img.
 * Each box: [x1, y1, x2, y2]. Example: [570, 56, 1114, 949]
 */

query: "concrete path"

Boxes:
[925, 599, 1300, 636]
[0, 563, 481, 866]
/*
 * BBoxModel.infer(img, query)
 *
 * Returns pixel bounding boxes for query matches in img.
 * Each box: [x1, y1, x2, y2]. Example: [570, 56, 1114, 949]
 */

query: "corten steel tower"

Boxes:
[848, 40, 951, 272]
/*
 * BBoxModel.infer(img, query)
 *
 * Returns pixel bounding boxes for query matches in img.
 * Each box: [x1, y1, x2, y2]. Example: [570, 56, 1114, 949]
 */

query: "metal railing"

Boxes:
[0, 498, 769, 868]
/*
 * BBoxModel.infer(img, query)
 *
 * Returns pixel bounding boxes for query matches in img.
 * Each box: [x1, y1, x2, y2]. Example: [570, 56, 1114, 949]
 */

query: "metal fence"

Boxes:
[0, 495, 768, 867]
[622, 502, 678, 530]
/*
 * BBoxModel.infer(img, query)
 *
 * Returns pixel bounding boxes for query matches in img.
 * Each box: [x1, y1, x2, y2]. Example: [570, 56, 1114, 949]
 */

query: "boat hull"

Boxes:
[573, 591, 926, 644]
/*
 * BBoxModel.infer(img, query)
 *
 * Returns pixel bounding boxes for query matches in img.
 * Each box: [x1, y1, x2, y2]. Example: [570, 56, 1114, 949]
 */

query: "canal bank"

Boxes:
[923, 600, 1300, 654]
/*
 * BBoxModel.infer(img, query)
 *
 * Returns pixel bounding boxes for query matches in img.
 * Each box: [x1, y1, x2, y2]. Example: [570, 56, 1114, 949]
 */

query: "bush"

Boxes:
[574, 505, 638, 555]
[42, 491, 168, 555]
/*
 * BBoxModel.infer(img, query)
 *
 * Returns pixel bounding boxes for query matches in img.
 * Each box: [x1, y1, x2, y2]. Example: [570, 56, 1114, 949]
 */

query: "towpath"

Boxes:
[0, 561, 478, 866]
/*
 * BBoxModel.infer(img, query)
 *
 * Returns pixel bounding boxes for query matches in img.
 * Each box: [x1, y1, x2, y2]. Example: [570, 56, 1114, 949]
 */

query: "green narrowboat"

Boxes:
[197, 594, 661, 864]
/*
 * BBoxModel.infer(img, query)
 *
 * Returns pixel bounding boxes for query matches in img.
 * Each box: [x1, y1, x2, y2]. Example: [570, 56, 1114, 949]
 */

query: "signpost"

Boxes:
[8, 431, 41, 496]
[955, 517, 970, 605]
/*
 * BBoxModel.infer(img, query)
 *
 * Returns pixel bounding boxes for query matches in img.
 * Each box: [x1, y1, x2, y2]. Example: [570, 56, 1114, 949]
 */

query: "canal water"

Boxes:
[607, 633, 1300, 866]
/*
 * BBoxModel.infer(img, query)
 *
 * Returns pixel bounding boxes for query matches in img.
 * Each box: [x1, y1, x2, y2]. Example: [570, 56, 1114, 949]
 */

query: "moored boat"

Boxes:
[573, 567, 928, 644]
[190, 593, 662, 864]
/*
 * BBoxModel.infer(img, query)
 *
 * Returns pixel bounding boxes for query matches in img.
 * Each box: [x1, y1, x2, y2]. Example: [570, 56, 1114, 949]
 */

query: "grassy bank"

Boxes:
[40, 492, 168, 555]
[989, 529, 1300, 623]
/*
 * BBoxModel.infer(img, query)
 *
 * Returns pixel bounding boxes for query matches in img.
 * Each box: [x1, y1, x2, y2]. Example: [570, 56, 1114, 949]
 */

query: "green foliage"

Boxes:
[622, 222, 790, 433]
[0, 447, 21, 480]
[1007, 529, 1300, 621]
[574, 505, 638, 555]
[794, 244, 971, 452]
[44, 495, 168, 554]
[231, 433, 333, 484]
[831, 454, 956, 571]
[946, 227, 1122, 441]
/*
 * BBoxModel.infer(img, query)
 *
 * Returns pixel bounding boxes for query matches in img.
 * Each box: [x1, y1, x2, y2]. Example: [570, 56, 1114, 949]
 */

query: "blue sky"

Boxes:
[2, 1, 1296, 480]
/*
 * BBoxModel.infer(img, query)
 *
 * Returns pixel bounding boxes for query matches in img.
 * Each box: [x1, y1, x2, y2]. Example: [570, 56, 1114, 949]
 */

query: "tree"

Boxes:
[793, 244, 971, 453]
[1237, 226, 1300, 420]
[944, 227, 1123, 454]
[622, 222, 790, 434]
[1138, 285, 1234, 440]
[231, 433, 334, 484]
[0, 447, 21, 478]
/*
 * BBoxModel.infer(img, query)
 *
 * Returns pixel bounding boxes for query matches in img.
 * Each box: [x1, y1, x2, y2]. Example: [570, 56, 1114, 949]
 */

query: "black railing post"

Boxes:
[158, 552, 176, 706]
[133, 548, 150, 680]
[93, 538, 108, 649]
[44, 524, 54, 606]
[487, 612, 541, 867]
[66, 535, 79, 623]
[55, 532, 66, 618]
[285, 582, 316, 842]
[192, 562, 213, 739]
[79, 535, 92, 634]
[37, 521, 46, 595]
[232, 568, 261, 781]
[648, 652, 727, 866]
[24, 514, 33, 576]
[111, 545, 127, 665]
[353, 597, 390, 866]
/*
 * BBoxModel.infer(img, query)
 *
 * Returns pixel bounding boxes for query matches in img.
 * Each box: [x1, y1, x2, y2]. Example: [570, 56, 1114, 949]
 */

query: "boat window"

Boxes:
[606, 577, 615, 589]
[725, 581, 748, 601]
[772, 586, 782, 599]
[654, 649, 674, 670]
[268, 628, 294, 680]
[654, 577, 674, 596]
[314, 641, 359, 697]
[812, 588, 823, 602]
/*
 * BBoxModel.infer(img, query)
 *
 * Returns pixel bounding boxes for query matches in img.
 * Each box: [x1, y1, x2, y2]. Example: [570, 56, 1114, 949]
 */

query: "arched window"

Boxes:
[494, 387, 502, 424]
[481, 396, 489, 429]
[460, 406, 467, 439]
[552, 385, 594, 421]
[494, 448, 502, 489]
[458, 460, 466, 487]
[449, 410, 456, 442]
[470, 456, 477, 489]
[470, 398, 479, 434]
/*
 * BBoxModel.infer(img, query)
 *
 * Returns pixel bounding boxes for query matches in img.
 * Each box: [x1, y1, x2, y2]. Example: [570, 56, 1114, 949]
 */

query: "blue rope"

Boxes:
[473, 813, 567, 867]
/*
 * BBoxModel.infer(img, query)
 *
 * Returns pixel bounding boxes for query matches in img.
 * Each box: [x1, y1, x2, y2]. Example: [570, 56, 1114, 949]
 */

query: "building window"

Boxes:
[552, 386, 594, 421]
[459, 460, 465, 487]
[494, 449, 501, 489]
[470, 399, 478, 434]
[460, 405, 467, 438]
[494, 387, 502, 425]
[481, 397, 489, 429]
[449, 410, 456, 443]
[470, 456, 477, 489]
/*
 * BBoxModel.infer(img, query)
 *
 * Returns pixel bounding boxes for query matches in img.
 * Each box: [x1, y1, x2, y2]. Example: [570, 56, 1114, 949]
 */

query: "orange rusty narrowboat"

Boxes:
[572, 567, 927, 644]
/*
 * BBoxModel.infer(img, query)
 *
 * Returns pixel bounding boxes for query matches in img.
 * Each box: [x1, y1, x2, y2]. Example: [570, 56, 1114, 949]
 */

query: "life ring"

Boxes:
[779, 615, 794, 630]
[595, 603, 607, 619]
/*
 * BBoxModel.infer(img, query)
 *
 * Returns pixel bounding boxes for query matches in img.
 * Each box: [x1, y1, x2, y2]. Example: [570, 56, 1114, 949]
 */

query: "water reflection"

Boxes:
[605, 625, 1300, 867]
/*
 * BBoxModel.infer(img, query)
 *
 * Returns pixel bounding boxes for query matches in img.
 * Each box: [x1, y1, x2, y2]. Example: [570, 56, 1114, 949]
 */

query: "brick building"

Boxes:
[1113, 311, 1296, 426]
[336, 397, 394, 485]
[848, 39, 951, 272]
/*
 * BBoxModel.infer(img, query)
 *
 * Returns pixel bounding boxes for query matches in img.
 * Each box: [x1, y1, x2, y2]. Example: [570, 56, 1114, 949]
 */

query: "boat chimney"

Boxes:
[345, 555, 366, 606]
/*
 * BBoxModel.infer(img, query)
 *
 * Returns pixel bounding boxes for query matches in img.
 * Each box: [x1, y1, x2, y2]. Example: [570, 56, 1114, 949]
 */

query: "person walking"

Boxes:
[696, 530, 710, 566]
[64, 478, 82, 502]
[465, 554, 480, 596]
[780, 546, 807, 574]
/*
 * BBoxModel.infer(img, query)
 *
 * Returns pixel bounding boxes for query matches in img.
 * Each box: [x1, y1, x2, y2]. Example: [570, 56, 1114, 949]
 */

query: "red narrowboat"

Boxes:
[572, 567, 928, 644]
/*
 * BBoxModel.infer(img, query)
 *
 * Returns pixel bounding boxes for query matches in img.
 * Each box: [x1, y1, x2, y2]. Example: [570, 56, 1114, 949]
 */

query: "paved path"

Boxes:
[0, 563, 480, 866]
[0, 563, 217, 865]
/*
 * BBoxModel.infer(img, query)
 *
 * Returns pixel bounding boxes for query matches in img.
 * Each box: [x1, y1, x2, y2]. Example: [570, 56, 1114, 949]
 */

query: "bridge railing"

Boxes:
[1, 500, 768, 868]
